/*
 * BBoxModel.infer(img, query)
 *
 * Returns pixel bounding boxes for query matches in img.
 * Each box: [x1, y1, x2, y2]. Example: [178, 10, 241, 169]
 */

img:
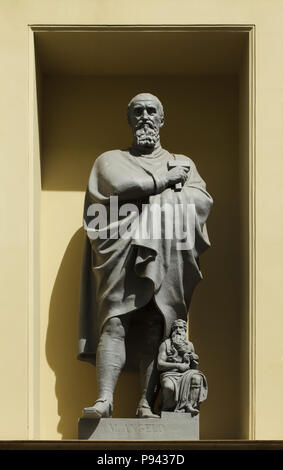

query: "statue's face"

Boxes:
[171, 325, 187, 342]
[128, 97, 164, 148]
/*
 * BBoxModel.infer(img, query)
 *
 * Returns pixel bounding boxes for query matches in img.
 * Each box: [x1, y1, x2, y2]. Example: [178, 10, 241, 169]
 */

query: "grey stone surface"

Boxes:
[158, 319, 208, 415]
[78, 413, 199, 441]
[78, 93, 213, 420]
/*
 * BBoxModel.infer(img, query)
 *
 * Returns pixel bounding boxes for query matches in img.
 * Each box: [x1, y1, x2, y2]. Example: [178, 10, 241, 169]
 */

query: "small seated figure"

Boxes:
[157, 319, 208, 415]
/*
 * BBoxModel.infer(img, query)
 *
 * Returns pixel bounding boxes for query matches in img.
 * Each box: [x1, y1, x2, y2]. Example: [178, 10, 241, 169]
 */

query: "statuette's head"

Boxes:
[170, 319, 187, 343]
[127, 93, 164, 149]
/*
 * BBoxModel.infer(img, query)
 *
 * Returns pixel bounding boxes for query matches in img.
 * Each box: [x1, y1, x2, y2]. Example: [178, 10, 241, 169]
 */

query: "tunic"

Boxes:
[78, 146, 213, 366]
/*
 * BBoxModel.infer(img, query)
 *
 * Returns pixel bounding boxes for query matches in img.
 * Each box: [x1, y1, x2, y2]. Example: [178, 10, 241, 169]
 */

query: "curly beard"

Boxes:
[166, 330, 190, 363]
[172, 330, 189, 351]
[133, 121, 159, 148]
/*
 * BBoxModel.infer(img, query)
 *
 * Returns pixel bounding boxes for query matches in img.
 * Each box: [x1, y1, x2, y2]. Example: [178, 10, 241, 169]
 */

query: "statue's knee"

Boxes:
[102, 317, 125, 339]
[191, 374, 202, 387]
[162, 378, 174, 394]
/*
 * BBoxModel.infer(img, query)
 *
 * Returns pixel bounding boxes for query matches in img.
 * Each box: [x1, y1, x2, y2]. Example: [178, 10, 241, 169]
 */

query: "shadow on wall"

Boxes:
[43, 75, 243, 439]
[45, 227, 141, 439]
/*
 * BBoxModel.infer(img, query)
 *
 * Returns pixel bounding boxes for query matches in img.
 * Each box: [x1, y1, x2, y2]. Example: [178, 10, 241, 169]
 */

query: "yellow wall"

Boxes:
[0, 0, 283, 440]
[40, 75, 240, 439]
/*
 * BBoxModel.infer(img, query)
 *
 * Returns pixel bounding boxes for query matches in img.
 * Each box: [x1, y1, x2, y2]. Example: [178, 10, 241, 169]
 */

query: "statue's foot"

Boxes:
[186, 404, 199, 416]
[136, 405, 160, 419]
[84, 399, 113, 419]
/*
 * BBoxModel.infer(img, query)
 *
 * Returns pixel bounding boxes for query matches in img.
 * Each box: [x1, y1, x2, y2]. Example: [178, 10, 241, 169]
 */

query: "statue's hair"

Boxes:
[171, 319, 187, 333]
[127, 93, 164, 121]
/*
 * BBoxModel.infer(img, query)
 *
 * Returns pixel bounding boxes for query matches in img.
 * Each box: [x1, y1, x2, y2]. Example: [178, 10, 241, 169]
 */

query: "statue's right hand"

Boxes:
[166, 166, 189, 187]
[178, 363, 191, 372]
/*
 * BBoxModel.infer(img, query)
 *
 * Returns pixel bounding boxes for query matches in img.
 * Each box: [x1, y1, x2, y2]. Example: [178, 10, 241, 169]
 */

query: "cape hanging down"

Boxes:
[78, 147, 213, 367]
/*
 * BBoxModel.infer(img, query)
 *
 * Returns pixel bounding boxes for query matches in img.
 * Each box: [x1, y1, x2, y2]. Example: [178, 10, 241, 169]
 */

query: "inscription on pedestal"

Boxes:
[105, 421, 166, 434]
[78, 413, 199, 441]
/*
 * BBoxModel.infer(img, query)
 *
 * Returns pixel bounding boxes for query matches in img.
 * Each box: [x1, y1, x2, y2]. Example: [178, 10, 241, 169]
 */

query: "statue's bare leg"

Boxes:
[186, 374, 202, 415]
[160, 377, 176, 411]
[84, 316, 129, 418]
[136, 308, 163, 418]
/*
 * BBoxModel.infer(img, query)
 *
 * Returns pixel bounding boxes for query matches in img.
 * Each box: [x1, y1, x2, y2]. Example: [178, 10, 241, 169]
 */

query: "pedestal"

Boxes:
[78, 411, 199, 441]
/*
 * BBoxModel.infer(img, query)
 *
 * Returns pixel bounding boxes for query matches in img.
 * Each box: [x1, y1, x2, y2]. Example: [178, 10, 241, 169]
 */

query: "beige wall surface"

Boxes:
[0, 0, 283, 440]
[40, 75, 240, 439]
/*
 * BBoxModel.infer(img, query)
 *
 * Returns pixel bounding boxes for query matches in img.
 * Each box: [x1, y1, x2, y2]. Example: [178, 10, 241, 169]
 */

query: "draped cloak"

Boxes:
[78, 146, 213, 367]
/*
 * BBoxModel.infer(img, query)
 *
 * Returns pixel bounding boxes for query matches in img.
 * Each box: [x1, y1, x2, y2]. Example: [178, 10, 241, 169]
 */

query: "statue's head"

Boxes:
[170, 319, 187, 342]
[127, 93, 164, 150]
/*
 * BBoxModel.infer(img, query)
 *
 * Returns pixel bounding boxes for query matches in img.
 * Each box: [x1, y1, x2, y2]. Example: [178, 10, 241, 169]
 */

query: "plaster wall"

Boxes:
[0, 0, 282, 440]
[40, 74, 240, 439]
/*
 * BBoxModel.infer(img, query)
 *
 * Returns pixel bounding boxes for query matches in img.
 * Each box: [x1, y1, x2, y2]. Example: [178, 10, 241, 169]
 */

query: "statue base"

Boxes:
[78, 411, 199, 441]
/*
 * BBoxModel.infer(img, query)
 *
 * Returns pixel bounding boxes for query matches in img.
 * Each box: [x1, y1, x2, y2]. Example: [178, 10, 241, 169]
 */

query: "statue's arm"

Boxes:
[157, 342, 190, 372]
[187, 342, 199, 369]
[93, 154, 169, 201]
[112, 174, 168, 200]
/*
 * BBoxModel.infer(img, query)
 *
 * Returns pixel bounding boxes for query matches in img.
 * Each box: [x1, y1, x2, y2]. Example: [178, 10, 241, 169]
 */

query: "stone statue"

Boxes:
[158, 319, 208, 415]
[78, 93, 213, 419]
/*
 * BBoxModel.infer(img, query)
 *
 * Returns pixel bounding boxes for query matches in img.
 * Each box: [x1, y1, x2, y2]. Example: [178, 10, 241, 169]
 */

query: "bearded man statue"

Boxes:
[78, 93, 212, 419]
[158, 319, 208, 414]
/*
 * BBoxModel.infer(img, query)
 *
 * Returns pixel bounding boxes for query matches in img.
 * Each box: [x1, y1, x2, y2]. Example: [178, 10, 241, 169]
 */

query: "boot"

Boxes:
[136, 354, 160, 418]
[84, 331, 126, 418]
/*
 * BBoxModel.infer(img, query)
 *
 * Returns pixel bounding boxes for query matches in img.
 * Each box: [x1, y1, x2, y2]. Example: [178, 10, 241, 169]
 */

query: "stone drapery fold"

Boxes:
[78, 147, 212, 367]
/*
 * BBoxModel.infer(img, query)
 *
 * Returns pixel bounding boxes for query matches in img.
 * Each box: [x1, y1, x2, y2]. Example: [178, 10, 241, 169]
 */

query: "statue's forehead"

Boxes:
[129, 93, 161, 106]
[131, 98, 158, 106]
[172, 320, 187, 329]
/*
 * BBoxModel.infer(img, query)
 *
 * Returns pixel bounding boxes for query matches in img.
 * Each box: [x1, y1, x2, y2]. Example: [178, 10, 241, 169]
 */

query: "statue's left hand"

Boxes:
[178, 363, 191, 372]
[183, 353, 191, 363]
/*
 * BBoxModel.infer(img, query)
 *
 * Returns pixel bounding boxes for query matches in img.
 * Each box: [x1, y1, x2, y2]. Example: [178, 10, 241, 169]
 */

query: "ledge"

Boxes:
[0, 440, 282, 450]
